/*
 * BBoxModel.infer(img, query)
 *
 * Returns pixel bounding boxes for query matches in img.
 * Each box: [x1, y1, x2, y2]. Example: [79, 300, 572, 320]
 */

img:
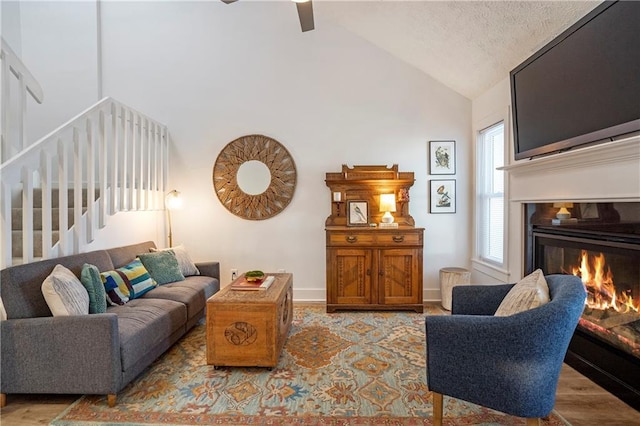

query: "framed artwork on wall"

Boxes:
[347, 200, 369, 226]
[430, 180, 456, 214]
[429, 140, 456, 175]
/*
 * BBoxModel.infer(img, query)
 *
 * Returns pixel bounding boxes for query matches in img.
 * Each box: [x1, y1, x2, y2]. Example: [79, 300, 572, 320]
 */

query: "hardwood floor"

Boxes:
[1, 364, 637, 425]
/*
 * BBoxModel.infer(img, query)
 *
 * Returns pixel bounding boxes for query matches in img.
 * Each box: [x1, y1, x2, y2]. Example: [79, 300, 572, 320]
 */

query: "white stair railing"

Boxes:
[0, 97, 169, 267]
[1, 37, 44, 163]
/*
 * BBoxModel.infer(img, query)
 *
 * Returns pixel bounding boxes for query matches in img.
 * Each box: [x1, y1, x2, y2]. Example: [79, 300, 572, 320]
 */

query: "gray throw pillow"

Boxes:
[137, 251, 185, 285]
[80, 263, 108, 314]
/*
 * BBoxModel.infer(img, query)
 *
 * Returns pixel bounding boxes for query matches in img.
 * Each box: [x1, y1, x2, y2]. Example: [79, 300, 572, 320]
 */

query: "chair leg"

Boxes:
[0, 393, 6, 408]
[433, 392, 443, 426]
[526, 418, 540, 426]
[107, 394, 116, 407]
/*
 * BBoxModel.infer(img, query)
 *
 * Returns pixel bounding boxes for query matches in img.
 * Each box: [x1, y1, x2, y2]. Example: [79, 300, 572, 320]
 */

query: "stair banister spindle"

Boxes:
[99, 109, 107, 227]
[57, 138, 69, 255]
[109, 103, 117, 215]
[146, 117, 152, 210]
[86, 117, 95, 244]
[21, 166, 34, 262]
[73, 127, 83, 251]
[40, 150, 53, 259]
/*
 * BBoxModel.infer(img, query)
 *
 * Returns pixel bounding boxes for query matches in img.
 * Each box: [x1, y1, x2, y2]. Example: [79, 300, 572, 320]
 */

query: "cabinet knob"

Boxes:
[346, 235, 358, 243]
[392, 235, 405, 243]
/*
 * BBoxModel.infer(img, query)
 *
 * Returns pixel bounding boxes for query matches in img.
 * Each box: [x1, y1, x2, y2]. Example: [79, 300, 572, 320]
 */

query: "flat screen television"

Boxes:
[510, 0, 640, 160]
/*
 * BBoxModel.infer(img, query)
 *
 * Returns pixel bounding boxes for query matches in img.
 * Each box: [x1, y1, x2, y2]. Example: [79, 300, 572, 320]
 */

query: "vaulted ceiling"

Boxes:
[316, 1, 601, 99]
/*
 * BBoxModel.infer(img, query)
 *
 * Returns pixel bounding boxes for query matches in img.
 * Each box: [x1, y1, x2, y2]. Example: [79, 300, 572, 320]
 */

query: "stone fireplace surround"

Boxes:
[503, 134, 640, 409]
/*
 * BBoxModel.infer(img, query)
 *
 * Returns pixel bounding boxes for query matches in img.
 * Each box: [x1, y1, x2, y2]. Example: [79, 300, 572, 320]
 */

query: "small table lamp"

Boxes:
[165, 190, 182, 247]
[553, 202, 574, 220]
[379, 193, 397, 224]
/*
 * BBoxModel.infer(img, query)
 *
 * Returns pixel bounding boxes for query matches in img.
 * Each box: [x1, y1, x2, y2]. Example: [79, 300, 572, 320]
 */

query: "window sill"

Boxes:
[471, 258, 511, 283]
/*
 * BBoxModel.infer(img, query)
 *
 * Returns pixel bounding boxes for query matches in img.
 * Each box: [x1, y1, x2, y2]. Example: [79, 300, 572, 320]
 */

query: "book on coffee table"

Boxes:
[231, 275, 275, 291]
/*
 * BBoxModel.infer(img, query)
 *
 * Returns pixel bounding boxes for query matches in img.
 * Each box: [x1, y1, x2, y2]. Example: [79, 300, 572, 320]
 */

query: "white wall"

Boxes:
[13, 0, 100, 144]
[8, 1, 472, 302]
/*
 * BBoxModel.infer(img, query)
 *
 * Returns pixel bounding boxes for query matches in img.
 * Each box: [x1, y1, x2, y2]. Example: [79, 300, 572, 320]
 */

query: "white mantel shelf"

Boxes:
[501, 135, 640, 176]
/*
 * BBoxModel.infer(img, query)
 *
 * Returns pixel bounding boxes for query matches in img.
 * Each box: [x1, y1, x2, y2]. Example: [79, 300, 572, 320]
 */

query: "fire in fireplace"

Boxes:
[525, 202, 640, 410]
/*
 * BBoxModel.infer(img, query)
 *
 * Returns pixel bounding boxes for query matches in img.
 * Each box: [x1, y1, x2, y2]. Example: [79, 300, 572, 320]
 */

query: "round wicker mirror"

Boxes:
[213, 134, 297, 220]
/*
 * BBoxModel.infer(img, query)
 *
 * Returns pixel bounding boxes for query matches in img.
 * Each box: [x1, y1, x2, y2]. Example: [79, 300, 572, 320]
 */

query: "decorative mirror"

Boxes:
[213, 134, 297, 220]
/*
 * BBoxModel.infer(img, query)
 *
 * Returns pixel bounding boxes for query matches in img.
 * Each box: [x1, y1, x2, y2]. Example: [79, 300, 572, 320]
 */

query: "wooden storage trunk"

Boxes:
[206, 273, 293, 368]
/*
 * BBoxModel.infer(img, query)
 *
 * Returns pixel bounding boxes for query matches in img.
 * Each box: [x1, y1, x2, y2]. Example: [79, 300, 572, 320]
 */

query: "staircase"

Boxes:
[10, 188, 93, 260]
[1, 38, 170, 268]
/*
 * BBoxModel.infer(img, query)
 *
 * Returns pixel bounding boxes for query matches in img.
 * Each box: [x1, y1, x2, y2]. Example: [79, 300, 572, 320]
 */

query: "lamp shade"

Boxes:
[553, 202, 574, 208]
[379, 194, 396, 213]
[165, 190, 182, 210]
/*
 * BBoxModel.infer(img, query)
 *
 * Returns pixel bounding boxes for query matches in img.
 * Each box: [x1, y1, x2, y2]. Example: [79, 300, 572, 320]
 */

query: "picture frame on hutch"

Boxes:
[429, 140, 456, 175]
[347, 200, 369, 226]
[429, 180, 456, 214]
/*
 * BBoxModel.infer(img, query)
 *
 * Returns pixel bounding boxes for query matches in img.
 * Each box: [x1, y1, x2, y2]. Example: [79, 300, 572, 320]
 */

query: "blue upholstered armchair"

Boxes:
[425, 274, 586, 426]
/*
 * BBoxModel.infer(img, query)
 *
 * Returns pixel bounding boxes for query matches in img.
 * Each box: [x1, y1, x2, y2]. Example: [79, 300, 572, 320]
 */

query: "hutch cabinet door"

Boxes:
[327, 248, 373, 306]
[378, 248, 422, 306]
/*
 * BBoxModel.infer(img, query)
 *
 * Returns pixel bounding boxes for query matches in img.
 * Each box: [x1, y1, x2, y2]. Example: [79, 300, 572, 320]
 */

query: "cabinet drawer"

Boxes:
[327, 232, 375, 246]
[376, 232, 421, 246]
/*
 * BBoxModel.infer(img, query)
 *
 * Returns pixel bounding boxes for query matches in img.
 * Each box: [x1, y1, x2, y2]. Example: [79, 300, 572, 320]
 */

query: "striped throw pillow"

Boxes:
[100, 259, 157, 305]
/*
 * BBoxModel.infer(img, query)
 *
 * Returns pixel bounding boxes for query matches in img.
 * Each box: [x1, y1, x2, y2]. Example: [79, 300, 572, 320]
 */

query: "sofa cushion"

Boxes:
[142, 275, 217, 320]
[100, 259, 157, 305]
[80, 263, 108, 314]
[107, 298, 186, 371]
[494, 269, 550, 316]
[151, 245, 200, 276]
[41, 264, 90, 316]
[137, 251, 185, 285]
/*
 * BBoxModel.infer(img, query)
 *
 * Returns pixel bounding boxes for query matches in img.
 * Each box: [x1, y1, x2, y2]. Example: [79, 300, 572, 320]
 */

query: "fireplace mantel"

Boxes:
[502, 135, 639, 177]
[504, 134, 640, 204]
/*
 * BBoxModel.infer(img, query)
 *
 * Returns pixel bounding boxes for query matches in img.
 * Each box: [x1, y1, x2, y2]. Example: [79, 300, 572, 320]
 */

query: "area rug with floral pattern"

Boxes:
[51, 305, 570, 425]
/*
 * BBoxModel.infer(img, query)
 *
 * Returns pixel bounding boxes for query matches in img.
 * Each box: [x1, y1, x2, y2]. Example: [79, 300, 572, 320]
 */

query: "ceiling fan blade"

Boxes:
[221, 0, 237, 4]
[296, 1, 315, 32]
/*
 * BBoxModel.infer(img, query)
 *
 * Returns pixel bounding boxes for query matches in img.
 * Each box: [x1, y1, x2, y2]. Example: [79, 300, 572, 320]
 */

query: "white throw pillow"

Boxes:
[0, 296, 7, 321]
[41, 264, 90, 316]
[494, 269, 550, 316]
[151, 244, 200, 276]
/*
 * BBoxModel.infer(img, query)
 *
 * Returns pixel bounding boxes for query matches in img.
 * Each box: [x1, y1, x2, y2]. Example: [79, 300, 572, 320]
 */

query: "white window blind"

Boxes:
[477, 122, 505, 265]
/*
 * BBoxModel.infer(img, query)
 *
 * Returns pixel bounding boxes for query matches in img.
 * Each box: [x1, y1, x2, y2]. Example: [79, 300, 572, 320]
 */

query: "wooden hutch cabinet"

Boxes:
[325, 165, 424, 313]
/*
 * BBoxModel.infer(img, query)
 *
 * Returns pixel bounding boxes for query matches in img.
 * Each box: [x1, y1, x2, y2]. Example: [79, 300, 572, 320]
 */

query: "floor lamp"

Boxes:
[165, 190, 182, 247]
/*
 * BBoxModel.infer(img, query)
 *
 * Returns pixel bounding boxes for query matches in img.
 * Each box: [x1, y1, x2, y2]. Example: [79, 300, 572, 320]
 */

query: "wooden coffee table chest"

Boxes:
[206, 273, 293, 368]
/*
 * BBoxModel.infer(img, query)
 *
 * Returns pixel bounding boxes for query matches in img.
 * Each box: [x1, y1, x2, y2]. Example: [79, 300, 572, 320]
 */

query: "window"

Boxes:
[476, 122, 505, 265]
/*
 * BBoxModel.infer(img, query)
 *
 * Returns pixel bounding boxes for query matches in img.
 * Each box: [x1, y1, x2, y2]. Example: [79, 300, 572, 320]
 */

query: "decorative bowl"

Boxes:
[244, 270, 265, 282]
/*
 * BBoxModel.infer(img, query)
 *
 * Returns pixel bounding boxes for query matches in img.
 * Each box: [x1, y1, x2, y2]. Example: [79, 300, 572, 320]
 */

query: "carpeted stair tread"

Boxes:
[12, 230, 60, 258]
[11, 207, 78, 230]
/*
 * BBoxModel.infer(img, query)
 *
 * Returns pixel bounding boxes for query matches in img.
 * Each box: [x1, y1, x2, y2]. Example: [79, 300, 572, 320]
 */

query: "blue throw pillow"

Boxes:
[80, 263, 108, 314]
[100, 259, 157, 304]
[137, 251, 185, 285]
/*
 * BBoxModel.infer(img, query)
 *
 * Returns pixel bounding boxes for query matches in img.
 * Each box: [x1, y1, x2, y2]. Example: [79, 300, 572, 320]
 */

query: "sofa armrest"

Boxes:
[1, 314, 122, 395]
[195, 261, 220, 280]
[451, 283, 514, 315]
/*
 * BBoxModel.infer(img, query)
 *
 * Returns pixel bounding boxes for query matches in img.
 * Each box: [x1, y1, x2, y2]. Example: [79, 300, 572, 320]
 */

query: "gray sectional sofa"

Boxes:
[0, 241, 220, 407]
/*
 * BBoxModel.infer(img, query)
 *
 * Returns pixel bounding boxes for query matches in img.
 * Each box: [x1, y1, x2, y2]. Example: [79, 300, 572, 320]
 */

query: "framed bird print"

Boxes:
[429, 180, 456, 213]
[429, 140, 456, 175]
[347, 201, 369, 226]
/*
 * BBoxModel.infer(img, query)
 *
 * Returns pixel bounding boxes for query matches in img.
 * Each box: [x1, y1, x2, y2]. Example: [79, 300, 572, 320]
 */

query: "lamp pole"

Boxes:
[165, 190, 182, 247]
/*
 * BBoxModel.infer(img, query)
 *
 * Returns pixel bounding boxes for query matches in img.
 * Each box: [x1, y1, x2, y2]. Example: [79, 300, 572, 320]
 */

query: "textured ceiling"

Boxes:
[316, 1, 601, 99]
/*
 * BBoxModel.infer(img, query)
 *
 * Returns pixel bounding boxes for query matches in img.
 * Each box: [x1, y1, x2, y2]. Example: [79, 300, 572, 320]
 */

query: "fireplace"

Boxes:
[525, 203, 640, 409]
